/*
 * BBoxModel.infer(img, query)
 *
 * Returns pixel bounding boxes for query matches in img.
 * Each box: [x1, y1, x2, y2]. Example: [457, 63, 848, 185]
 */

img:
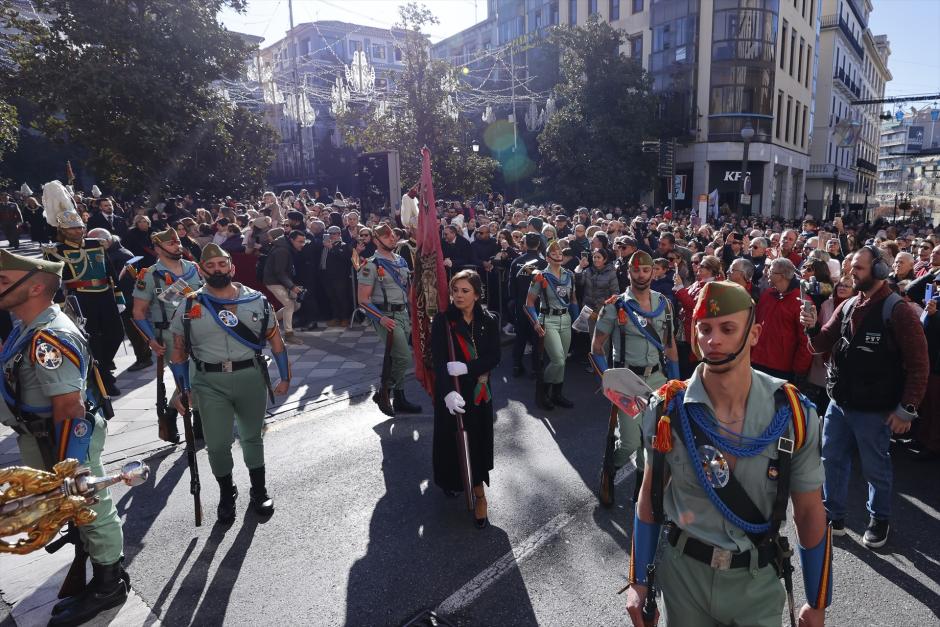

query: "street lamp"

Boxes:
[739, 122, 755, 217]
[471, 140, 480, 153]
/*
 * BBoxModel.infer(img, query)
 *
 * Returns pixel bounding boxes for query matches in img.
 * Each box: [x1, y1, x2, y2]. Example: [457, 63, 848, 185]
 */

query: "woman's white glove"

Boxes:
[446, 361, 469, 377]
[444, 390, 466, 415]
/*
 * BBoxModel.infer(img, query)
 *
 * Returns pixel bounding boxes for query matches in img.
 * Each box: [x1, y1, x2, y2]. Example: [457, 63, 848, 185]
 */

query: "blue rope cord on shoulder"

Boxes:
[199, 295, 264, 351]
[201, 291, 261, 306]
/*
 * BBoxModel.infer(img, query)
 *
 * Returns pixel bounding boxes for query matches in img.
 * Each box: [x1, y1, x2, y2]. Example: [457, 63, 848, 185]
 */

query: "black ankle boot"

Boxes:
[393, 389, 422, 414]
[535, 382, 555, 410]
[48, 561, 128, 627]
[248, 466, 274, 516]
[632, 469, 645, 503]
[551, 383, 574, 408]
[216, 474, 238, 524]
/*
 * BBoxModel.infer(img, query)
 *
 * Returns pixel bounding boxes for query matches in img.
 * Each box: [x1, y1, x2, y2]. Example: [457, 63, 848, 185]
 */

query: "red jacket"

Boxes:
[676, 281, 709, 344]
[752, 283, 812, 376]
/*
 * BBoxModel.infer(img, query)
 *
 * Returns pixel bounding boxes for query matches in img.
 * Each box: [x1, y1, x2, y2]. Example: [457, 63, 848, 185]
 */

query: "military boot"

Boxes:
[393, 389, 422, 414]
[248, 466, 274, 516]
[550, 382, 574, 408]
[535, 382, 555, 410]
[48, 561, 128, 627]
[216, 474, 238, 524]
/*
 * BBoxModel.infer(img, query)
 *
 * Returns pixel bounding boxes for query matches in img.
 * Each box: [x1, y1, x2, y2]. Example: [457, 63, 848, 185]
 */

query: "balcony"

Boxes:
[808, 164, 857, 182]
[821, 15, 865, 60]
[856, 157, 877, 173]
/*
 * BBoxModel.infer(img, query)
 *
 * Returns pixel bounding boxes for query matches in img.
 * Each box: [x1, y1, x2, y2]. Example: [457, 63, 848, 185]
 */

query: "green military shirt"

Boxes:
[0, 306, 89, 427]
[358, 254, 410, 306]
[132, 259, 203, 338]
[170, 284, 271, 365]
[641, 366, 823, 552]
[527, 268, 575, 310]
[596, 288, 672, 368]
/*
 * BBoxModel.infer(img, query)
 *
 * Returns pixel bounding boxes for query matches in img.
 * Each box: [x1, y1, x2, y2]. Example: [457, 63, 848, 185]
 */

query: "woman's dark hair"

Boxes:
[450, 269, 483, 297]
[497, 229, 514, 246]
[592, 247, 612, 265]
[807, 259, 832, 285]
[329, 211, 343, 228]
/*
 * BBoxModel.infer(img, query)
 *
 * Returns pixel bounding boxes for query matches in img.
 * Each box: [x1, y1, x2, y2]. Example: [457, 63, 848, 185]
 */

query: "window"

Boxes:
[797, 37, 804, 83]
[300, 38, 310, 56]
[805, 45, 812, 87]
[350, 40, 363, 53]
[535, 9, 543, 28]
[569, 0, 577, 24]
[633, 0, 643, 13]
[630, 34, 643, 62]
[394, 47, 402, 62]
[375, 78, 388, 91]
[802, 0, 807, 19]
[589, 0, 598, 15]
[794, 101, 801, 147]
[776, 91, 783, 138]
[610, 0, 620, 20]
[789, 28, 796, 76]
[785, 97, 792, 143]
[551, 2, 559, 24]
[372, 43, 386, 60]
[780, 21, 787, 70]
[809, 0, 814, 25]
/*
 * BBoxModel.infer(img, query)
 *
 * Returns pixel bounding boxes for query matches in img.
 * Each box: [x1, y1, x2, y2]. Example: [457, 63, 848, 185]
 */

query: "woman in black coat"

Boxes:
[431, 269, 501, 528]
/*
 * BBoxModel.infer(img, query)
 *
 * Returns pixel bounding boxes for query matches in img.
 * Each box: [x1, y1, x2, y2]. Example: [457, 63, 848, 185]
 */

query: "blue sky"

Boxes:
[219, 0, 940, 100]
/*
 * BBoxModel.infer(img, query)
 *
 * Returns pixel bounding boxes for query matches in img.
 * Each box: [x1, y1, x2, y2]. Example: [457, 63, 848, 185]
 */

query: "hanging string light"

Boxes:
[331, 76, 350, 116]
[482, 105, 496, 124]
[344, 50, 375, 95]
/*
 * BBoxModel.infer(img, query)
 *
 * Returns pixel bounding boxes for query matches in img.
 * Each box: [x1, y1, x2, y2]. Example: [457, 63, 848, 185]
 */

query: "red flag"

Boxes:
[410, 147, 449, 396]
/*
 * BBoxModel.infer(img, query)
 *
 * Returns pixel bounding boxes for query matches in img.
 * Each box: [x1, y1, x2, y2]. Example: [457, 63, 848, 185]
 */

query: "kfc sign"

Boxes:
[723, 170, 752, 182]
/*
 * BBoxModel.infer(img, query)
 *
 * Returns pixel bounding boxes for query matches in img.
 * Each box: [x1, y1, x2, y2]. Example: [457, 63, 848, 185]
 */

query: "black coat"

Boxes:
[87, 210, 129, 238]
[431, 304, 501, 491]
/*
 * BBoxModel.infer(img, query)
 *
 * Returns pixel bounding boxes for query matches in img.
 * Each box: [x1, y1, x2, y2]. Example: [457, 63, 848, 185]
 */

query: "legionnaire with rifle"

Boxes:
[357, 223, 422, 416]
[42, 209, 126, 397]
[168, 244, 291, 525]
[0, 250, 129, 627]
[524, 240, 579, 410]
[131, 228, 204, 443]
[509, 233, 546, 378]
[625, 281, 831, 627]
[590, 251, 679, 505]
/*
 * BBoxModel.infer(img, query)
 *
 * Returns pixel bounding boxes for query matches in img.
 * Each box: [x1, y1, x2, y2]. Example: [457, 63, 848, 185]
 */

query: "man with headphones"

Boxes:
[801, 245, 929, 549]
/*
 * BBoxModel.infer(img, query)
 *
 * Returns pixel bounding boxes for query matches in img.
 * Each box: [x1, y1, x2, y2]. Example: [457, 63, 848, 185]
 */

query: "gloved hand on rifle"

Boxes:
[444, 391, 466, 415]
[446, 361, 468, 377]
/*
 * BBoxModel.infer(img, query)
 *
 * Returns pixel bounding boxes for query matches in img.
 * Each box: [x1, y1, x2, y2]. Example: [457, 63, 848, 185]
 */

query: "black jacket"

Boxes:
[442, 235, 475, 270]
[87, 210, 129, 238]
[263, 235, 296, 289]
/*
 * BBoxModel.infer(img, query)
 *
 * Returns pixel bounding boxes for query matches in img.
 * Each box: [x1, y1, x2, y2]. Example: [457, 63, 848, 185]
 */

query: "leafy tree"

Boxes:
[537, 16, 659, 208]
[337, 2, 498, 198]
[2, 0, 274, 196]
[0, 99, 17, 186]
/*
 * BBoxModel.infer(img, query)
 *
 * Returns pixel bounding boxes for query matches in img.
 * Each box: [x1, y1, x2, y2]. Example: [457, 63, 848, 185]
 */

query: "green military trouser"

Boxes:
[658, 540, 785, 626]
[192, 364, 267, 477]
[613, 370, 666, 469]
[17, 413, 124, 566]
[540, 312, 571, 385]
[371, 309, 412, 391]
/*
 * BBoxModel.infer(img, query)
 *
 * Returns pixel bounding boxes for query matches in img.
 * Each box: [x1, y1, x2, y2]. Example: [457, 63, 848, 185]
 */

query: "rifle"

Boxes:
[598, 403, 619, 508]
[374, 328, 395, 417]
[444, 320, 475, 512]
[641, 564, 658, 627]
[155, 355, 178, 444]
[45, 523, 87, 598]
[180, 392, 202, 526]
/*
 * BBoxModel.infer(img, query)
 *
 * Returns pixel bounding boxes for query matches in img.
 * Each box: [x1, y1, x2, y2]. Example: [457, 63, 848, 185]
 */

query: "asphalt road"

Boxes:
[107, 351, 940, 626]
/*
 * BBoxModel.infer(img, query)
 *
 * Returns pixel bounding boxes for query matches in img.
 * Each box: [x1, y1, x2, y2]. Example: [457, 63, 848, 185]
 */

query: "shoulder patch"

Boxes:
[31, 330, 82, 370]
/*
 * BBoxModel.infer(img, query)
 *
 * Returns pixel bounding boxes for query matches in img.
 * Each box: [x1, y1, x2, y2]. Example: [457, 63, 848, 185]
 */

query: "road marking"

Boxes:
[435, 468, 634, 616]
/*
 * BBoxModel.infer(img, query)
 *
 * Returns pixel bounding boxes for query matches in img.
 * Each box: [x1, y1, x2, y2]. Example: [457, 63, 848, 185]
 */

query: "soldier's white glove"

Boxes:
[444, 391, 466, 415]
[446, 361, 468, 377]
[117, 304, 126, 314]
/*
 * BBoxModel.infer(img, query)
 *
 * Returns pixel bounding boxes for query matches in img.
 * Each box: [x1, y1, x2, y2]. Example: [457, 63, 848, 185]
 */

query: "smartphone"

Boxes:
[800, 284, 813, 313]
[581, 251, 590, 260]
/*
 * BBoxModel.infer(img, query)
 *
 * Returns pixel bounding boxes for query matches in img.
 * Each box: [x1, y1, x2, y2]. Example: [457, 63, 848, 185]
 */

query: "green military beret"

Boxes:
[200, 243, 231, 264]
[151, 228, 180, 244]
[692, 280, 753, 321]
[0, 248, 64, 277]
[629, 250, 653, 269]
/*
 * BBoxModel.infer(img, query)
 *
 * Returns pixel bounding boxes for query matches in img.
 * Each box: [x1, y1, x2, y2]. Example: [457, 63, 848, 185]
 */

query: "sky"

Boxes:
[218, 0, 940, 100]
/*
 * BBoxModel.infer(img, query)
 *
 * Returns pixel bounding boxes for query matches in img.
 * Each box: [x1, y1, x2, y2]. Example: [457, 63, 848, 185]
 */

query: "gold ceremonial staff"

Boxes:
[0, 459, 149, 555]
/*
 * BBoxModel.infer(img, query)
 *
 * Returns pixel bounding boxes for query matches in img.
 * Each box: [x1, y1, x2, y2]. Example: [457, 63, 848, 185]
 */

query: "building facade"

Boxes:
[877, 106, 940, 223]
[805, 0, 890, 220]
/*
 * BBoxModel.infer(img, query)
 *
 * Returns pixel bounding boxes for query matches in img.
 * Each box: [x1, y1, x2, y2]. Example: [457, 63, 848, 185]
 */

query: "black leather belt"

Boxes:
[380, 304, 406, 312]
[628, 364, 659, 377]
[667, 524, 773, 570]
[9, 416, 51, 437]
[154, 321, 171, 330]
[541, 307, 567, 316]
[195, 358, 257, 373]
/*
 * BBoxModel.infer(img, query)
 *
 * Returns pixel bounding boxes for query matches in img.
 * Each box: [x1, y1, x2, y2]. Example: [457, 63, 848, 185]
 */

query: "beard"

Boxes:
[631, 278, 650, 291]
[0, 285, 29, 310]
[206, 272, 232, 289]
[854, 275, 875, 292]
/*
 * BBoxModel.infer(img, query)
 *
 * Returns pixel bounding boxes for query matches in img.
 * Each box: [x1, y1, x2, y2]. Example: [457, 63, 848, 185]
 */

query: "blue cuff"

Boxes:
[665, 360, 680, 380]
[799, 525, 833, 609]
[630, 513, 661, 585]
[169, 360, 190, 392]
[568, 303, 580, 320]
[273, 349, 291, 381]
[360, 303, 383, 323]
[525, 306, 540, 326]
[55, 416, 94, 464]
[589, 353, 608, 377]
[133, 319, 156, 341]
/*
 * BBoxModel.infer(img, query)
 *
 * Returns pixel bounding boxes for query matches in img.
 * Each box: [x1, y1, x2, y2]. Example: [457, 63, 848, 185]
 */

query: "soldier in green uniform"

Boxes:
[357, 223, 422, 416]
[131, 228, 204, 443]
[0, 250, 129, 627]
[590, 251, 679, 498]
[168, 244, 291, 524]
[524, 240, 579, 410]
[42, 209, 126, 396]
[625, 281, 831, 627]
